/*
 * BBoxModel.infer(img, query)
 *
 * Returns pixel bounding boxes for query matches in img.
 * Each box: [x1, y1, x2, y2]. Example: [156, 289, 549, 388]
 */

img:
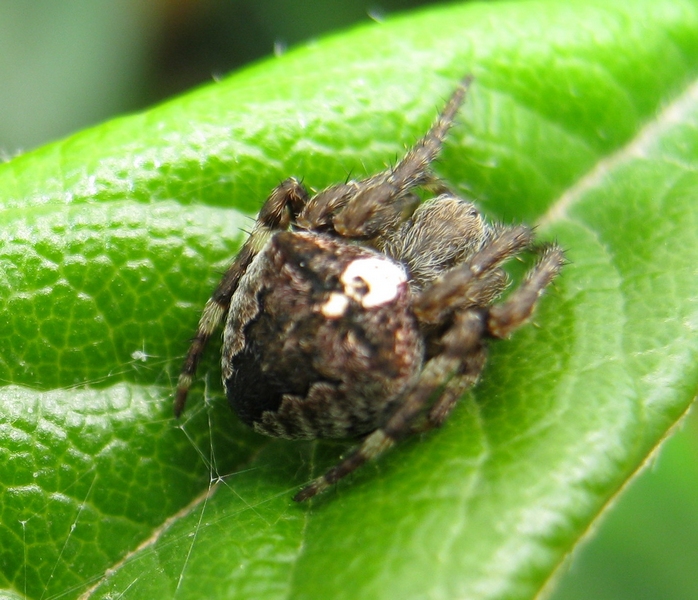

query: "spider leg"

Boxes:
[294, 181, 359, 232]
[174, 178, 309, 417]
[293, 309, 485, 502]
[389, 76, 472, 190]
[426, 352, 487, 428]
[423, 242, 565, 426]
[298, 76, 473, 238]
[336, 76, 472, 238]
[414, 225, 533, 324]
[486, 243, 565, 339]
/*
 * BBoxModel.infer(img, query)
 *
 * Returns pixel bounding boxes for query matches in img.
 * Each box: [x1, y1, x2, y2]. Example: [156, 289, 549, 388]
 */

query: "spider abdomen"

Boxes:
[222, 231, 423, 440]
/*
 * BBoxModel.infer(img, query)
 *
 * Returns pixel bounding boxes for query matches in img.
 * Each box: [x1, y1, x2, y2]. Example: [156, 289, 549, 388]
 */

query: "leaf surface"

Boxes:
[1, 0, 698, 598]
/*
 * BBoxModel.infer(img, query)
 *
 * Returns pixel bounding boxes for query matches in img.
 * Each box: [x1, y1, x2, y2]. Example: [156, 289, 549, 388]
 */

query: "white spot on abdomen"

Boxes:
[321, 292, 350, 318]
[341, 257, 406, 308]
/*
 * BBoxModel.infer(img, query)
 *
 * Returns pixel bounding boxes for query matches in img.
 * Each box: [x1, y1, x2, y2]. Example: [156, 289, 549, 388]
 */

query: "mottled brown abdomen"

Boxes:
[223, 231, 423, 439]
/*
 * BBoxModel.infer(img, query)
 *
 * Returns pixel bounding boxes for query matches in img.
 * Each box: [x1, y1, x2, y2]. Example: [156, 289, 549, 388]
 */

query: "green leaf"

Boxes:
[1, 0, 698, 598]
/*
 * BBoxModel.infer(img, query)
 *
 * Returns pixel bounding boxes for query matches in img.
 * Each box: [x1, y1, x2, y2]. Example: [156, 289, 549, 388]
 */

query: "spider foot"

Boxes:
[294, 430, 395, 502]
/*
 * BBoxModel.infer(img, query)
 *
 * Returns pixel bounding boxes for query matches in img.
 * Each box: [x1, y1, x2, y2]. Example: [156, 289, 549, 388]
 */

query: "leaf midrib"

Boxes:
[538, 75, 698, 228]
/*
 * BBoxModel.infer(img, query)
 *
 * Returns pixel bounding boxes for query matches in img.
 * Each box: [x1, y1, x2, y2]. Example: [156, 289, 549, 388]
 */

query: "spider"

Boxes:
[174, 77, 565, 502]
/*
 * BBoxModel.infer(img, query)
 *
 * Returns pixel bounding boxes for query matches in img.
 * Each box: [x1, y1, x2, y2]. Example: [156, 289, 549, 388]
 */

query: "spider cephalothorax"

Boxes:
[175, 77, 564, 502]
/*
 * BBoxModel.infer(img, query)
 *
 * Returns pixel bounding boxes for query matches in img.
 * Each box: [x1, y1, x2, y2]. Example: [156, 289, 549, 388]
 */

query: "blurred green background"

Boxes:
[1, 1, 696, 598]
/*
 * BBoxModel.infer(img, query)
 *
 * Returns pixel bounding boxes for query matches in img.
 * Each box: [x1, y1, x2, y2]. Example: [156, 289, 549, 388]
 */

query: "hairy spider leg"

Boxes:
[487, 243, 565, 339]
[420, 239, 565, 426]
[297, 76, 473, 239]
[294, 181, 361, 232]
[174, 178, 309, 417]
[334, 76, 473, 239]
[413, 225, 533, 324]
[417, 237, 564, 427]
